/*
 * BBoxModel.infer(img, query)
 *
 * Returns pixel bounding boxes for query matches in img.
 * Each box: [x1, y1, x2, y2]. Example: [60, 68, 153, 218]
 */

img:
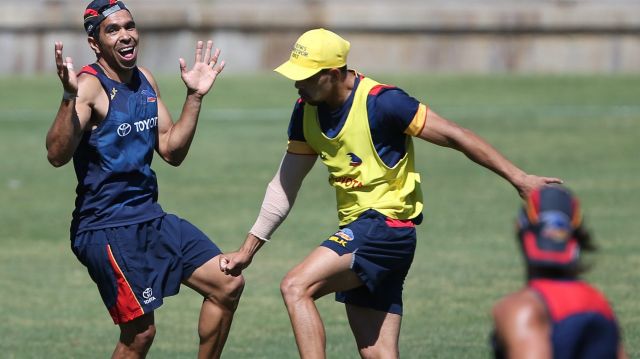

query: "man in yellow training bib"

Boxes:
[220, 28, 562, 358]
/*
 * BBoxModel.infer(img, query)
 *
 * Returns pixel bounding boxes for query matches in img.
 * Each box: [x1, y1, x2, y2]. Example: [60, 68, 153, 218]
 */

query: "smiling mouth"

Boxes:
[117, 46, 136, 61]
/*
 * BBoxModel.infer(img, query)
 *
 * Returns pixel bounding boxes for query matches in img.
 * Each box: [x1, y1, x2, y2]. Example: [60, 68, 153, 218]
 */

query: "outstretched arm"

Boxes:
[418, 108, 562, 199]
[46, 42, 95, 167]
[153, 40, 225, 166]
[220, 152, 317, 276]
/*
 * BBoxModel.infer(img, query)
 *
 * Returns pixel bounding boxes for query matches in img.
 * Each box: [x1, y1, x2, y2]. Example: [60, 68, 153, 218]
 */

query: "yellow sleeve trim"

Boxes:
[287, 140, 317, 155]
[404, 103, 428, 137]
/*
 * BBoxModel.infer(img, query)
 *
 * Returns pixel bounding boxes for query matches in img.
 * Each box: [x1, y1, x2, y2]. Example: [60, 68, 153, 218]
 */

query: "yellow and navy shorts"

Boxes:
[321, 209, 417, 315]
[71, 214, 221, 324]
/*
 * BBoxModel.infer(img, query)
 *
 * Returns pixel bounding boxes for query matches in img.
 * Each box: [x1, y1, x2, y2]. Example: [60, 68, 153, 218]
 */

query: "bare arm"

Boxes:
[617, 330, 629, 359]
[46, 42, 96, 167]
[220, 152, 318, 275]
[492, 289, 552, 359]
[151, 40, 225, 166]
[418, 108, 562, 199]
[618, 345, 628, 359]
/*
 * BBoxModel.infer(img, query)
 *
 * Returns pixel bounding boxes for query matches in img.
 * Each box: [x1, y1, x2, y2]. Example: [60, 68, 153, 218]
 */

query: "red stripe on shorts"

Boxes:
[106, 244, 144, 324]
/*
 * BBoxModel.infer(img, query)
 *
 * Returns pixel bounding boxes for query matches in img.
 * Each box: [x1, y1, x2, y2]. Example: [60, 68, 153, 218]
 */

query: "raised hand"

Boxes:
[179, 40, 225, 98]
[54, 41, 78, 94]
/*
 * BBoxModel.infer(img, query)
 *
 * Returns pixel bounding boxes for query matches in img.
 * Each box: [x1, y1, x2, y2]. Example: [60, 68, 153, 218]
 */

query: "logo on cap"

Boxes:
[274, 28, 351, 81]
[291, 43, 309, 60]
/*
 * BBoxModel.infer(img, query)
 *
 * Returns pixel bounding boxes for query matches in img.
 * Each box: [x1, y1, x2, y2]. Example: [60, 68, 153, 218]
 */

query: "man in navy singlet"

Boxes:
[491, 185, 628, 358]
[46, 1, 243, 358]
[220, 28, 563, 358]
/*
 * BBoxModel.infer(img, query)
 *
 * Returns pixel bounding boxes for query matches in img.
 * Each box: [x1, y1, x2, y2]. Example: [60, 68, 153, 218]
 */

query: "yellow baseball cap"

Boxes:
[274, 28, 351, 81]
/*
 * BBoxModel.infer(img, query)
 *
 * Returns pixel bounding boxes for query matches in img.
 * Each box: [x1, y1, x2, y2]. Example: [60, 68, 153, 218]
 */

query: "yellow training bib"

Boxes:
[303, 76, 423, 225]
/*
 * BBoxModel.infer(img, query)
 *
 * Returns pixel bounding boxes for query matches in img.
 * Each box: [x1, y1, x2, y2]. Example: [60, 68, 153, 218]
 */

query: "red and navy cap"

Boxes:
[83, 0, 129, 36]
[517, 185, 582, 270]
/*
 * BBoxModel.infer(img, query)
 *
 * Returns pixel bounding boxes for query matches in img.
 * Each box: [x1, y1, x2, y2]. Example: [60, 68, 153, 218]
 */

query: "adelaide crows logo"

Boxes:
[347, 153, 362, 167]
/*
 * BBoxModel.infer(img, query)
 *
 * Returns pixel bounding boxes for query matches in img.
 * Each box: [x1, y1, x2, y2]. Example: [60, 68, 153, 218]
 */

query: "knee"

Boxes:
[120, 321, 156, 349]
[227, 274, 245, 304]
[279, 273, 308, 304]
[212, 274, 245, 311]
[134, 325, 157, 347]
[359, 346, 398, 359]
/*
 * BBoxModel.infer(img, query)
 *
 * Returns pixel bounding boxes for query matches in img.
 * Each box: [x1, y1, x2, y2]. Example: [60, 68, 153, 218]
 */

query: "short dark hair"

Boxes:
[320, 65, 348, 78]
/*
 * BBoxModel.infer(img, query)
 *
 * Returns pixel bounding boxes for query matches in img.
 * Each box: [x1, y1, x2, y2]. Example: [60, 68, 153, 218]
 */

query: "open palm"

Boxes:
[54, 41, 78, 94]
[180, 40, 225, 98]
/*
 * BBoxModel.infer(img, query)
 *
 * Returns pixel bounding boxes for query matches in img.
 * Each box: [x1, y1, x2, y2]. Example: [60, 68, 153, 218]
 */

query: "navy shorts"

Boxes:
[71, 214, 221, 324]
[321, 209, 417, 315]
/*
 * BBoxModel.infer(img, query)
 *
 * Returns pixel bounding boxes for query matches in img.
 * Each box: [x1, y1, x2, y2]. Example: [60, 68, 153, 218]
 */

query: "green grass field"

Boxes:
[1, 73, 638, 358]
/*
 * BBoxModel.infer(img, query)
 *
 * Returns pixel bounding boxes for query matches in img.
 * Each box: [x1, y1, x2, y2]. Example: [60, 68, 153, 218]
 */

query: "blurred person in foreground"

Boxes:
[491, 185, 627, 358]
[45, 1, 244, 357]
[220, 28, 561, 358]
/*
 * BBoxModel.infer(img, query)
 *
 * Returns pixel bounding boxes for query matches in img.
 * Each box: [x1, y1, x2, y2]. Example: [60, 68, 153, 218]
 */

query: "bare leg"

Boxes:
[280, 247, 363, 359]
[112, 312, 156, 359]
[346, 304, 402, 359]
[183, 255, 245, 359]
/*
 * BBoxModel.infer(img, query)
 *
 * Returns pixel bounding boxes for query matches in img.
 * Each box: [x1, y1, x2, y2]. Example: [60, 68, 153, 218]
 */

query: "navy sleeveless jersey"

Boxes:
[530, 279, 620, 358]
[493, 279, 620, 359]
[71, 64, 165, 233]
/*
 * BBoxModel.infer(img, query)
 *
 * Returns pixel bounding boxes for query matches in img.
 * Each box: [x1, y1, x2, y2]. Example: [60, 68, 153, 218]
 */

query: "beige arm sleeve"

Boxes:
[249, 152, 317, 241]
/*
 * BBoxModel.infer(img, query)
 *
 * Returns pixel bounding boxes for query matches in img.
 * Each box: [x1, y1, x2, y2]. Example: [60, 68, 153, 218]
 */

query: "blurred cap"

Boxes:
[274, 28, 351, 81]
[517, 185, 583, 269]
[84, 0, 129, 36]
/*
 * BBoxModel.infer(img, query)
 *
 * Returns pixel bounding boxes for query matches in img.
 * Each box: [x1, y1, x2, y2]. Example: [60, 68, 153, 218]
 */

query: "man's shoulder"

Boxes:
[137, 66, 155, 82]
[356, 74, 398, 96]
[77, 68, 105, 100]
[78, 64, 99, 76]
[493, 288, 547, 324]
[75, 65, 108, 115]
[77, 64, 100, 83]
[78, 68, 103, 87]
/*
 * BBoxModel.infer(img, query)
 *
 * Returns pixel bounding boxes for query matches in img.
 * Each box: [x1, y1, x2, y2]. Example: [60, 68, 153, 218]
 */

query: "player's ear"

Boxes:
[88, 36, 101, 56]
[328, 68, 342, 82]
